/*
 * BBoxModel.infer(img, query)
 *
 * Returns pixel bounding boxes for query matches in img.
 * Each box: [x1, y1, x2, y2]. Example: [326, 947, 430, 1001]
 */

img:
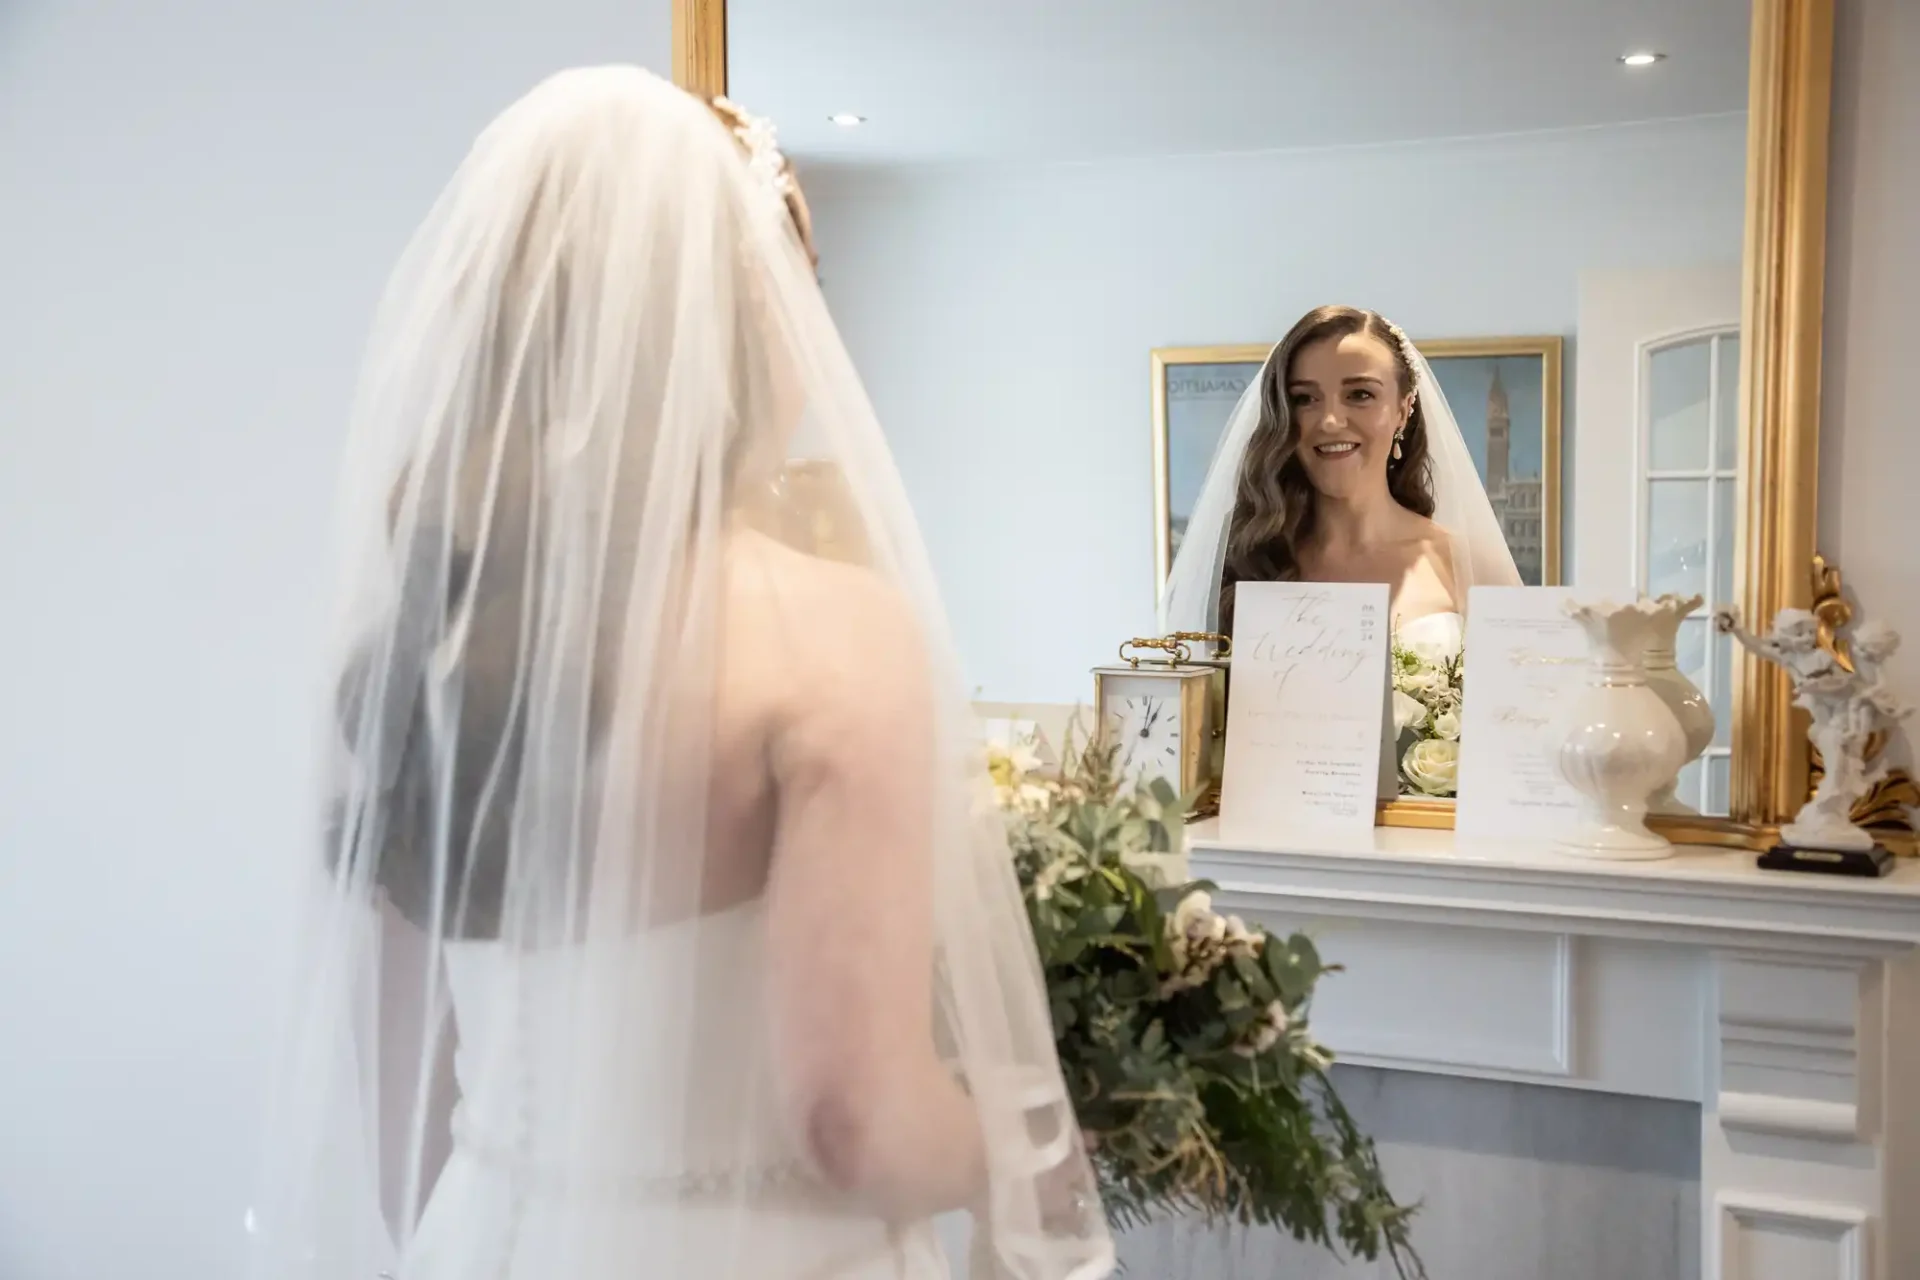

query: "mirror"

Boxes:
[695, 0, 1833, 845]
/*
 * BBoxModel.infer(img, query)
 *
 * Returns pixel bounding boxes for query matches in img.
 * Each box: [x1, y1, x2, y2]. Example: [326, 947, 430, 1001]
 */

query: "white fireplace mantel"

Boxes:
[1187, 822, 1920, 1280]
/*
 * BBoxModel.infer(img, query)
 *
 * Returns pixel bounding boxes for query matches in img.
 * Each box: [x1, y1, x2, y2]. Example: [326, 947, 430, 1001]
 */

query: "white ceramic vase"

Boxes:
[1642, 593, 1714, 815]
[1552, 599, 1689, 859]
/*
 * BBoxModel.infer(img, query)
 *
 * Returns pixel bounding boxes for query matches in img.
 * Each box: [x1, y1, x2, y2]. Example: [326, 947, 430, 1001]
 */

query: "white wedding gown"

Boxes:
[1397, 611, 1464, 665]
[399, 899, 949, 1279]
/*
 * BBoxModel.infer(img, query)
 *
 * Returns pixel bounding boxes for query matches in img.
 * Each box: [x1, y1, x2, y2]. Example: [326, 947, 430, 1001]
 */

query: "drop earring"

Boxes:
[1392, 431, 1405, 461]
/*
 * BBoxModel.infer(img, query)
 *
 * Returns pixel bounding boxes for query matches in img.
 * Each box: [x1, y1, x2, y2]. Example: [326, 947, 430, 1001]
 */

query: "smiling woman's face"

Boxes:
[1286, 331, 1414, 502]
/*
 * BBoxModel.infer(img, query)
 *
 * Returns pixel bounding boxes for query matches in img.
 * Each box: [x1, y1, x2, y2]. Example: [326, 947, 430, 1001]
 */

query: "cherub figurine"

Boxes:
[1716, 605, 1912, 850]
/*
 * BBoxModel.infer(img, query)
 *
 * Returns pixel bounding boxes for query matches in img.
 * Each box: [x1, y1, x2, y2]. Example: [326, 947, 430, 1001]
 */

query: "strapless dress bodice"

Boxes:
[1395, 610, 1464, 662]
[441, 899, 804, 1194]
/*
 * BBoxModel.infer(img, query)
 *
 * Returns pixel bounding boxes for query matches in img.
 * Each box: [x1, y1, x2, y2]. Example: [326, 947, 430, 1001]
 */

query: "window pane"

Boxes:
[1715, 334, 1742, 472]
[1677, 759, 1706, 812]
[1648, 479, 1710, 598]
[1667, 612, 1724, 765]
[1650, 339, 1712, 471]
[1711, 629, 1733, 750]
[1708, 754, 1732, 816]
[1713, 477, 1736, 605]
[1676, 616, 1709, 685]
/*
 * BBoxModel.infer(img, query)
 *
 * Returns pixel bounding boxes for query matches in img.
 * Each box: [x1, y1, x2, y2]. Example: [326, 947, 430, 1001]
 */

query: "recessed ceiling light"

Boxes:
[828, 113, 866, 127]
[1619, 51, 1667, 67]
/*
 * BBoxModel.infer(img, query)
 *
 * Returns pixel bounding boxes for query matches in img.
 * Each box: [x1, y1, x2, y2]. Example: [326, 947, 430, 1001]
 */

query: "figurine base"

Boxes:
[1757, 842, 1897, 878]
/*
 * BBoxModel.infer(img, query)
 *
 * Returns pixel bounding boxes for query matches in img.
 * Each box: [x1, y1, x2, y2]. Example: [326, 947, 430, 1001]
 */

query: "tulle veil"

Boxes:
[246, 66, 1111, 1280]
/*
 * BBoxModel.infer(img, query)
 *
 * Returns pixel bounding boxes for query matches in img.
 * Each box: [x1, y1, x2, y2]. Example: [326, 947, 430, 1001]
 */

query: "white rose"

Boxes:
[1403, 633, 1459, 667]
[1402, 737, 1460, 796]
[1432, 709, 1461, 741]
[1391, 689, 1429, 734]
[1397, 667, 1445, 697]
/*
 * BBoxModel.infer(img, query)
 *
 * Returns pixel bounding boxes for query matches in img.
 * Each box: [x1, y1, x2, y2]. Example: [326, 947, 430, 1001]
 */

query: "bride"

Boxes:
[1161, 305, 1521, 791]
[248, 68, 1112, 1280]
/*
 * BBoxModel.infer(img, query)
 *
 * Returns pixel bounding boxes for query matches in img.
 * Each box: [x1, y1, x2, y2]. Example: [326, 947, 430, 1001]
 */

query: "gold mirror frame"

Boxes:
[675, 0, 1847, 853]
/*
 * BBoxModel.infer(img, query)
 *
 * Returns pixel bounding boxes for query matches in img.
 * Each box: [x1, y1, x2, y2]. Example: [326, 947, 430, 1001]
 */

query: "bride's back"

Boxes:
[699, 527, 929, 918]
[430, 528, 932, 1175]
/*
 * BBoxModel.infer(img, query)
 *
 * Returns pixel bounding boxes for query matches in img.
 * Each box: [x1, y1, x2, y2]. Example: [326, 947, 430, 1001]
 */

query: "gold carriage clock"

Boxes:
[1092, 632, 1230, 816]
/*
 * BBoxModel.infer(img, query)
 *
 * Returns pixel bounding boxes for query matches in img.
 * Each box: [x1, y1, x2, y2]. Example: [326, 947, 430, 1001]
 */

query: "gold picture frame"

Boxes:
[678, 0, 1844, 852]
[1151, 336, 1564, 599]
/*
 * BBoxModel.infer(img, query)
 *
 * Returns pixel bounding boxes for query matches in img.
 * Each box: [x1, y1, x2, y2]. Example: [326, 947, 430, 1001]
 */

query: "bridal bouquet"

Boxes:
[986, 734, 1425, 1278]
[1391, 636, 1464, 797]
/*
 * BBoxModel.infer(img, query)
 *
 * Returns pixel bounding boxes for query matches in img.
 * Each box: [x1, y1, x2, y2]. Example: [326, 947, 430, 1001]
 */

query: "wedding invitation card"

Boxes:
[1455, 586, 1589, 840]
[1220, 582, 1390, 838]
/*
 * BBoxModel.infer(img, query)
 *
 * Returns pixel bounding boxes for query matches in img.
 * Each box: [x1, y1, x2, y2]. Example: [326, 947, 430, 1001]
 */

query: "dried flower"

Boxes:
[1236, 999, 1291, 1057]
[1163, 892, 1264, 994]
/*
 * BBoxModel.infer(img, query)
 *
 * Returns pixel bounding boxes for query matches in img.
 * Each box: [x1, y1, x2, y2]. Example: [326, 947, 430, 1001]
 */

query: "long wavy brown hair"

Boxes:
[1218, 305, 1435, 633]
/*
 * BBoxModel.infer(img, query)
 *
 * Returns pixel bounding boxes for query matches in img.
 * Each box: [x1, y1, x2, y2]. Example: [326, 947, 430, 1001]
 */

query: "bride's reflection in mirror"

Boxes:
[1167, 304, 1521, 797]
[733, 0, 1751, 822]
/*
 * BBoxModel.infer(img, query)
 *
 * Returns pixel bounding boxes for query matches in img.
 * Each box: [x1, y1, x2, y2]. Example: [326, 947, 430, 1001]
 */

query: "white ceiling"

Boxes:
[729, 0, 1751, 166]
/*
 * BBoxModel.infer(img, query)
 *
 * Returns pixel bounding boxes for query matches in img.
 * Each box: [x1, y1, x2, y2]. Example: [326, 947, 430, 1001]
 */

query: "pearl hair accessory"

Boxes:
[1381, 318, 1421, 405]
[710, 95, 796, 205]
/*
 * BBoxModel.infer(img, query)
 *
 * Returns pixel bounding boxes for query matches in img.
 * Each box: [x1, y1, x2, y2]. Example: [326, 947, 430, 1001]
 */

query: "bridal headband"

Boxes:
[708, 95, 797, 207]
[1381, 316, 1422, 414]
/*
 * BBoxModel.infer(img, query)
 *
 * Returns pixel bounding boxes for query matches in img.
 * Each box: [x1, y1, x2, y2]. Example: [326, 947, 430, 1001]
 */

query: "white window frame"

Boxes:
[1634, 324, 1741, 814]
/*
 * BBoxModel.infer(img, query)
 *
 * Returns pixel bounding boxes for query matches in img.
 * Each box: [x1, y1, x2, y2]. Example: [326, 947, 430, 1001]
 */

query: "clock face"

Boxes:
[1104, 688, 1183, 789]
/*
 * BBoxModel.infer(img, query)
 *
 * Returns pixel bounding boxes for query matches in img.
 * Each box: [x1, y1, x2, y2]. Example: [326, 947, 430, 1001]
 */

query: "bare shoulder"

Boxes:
[1403, 511, 1459, 560]
[1393, 509, 1452, 550]
[726, 530, 923, 650]
[724, 530, 931, 728]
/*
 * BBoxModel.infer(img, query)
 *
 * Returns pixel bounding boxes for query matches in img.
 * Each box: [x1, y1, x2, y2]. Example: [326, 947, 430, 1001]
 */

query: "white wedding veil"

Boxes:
[1161, 318, 1521, 638]
[248, 67, 1110, 1280]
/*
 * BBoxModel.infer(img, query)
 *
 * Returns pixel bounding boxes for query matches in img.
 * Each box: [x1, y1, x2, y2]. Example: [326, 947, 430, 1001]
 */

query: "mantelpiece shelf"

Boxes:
[1187, 822, 1920, 1280]
[1191, 821, 1920, 951]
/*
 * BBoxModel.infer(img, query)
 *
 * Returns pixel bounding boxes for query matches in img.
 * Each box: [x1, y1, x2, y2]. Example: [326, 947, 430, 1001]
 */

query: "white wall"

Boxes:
[0, 6, 667, 1279]
[1820, 0, 1920, 783]
[808, 113, 1749, 702]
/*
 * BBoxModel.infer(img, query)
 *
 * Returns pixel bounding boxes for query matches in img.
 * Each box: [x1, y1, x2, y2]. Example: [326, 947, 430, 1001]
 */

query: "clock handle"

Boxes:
[1118, 636, 1191, 666]
[1167, 630, 1231, 659]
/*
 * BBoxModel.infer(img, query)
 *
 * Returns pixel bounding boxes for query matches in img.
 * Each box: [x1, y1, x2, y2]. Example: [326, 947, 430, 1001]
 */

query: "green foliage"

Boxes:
[997, 737, 1426, 1278]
